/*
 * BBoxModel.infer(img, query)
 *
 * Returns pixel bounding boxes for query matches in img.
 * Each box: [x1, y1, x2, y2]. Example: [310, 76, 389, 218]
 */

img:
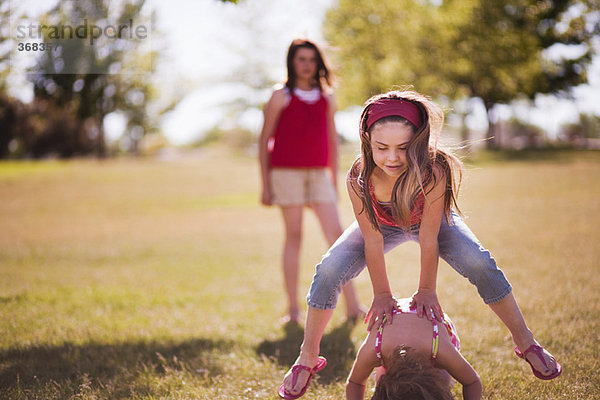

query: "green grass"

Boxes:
[1, 147, 599, 399]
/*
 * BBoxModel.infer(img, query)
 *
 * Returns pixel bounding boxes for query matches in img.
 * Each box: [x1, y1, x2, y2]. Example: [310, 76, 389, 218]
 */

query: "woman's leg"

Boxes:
[437, 213, 559, 377]
[310, 202, 365, 318]
[280, 205, 304, 323]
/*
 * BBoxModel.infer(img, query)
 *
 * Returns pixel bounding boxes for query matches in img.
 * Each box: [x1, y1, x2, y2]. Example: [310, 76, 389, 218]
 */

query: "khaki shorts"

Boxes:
[270, 168, 337, 206]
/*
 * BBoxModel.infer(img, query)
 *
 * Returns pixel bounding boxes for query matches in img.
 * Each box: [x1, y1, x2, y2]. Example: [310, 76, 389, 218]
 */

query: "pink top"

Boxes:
[369, 180, 425, 227]
[269, 92, 330, 168]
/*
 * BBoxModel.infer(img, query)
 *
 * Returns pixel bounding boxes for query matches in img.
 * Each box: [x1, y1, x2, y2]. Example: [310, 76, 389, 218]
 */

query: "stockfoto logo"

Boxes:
[9, 1, 153, 75]
[16, 19, 148, 46]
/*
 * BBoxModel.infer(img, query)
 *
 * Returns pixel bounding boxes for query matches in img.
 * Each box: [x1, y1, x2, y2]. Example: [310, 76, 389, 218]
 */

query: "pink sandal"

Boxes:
[278, 356, 327, 399]
[515, 344, 562, 380]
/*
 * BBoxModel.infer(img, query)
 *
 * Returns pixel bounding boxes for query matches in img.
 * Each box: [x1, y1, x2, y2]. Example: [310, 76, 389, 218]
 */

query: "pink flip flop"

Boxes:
[278, 356, 327, 399]
[515, 344, 562, 380]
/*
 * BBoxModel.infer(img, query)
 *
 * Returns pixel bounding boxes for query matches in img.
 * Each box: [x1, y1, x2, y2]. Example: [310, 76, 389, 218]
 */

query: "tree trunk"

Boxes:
[484, 101, 500, 149]
[459, 112, 471, 153]
[96, 115, 106, 158]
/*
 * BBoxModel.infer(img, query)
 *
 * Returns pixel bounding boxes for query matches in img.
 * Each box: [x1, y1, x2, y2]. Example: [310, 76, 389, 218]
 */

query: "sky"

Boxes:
[5, 0, 600, 145]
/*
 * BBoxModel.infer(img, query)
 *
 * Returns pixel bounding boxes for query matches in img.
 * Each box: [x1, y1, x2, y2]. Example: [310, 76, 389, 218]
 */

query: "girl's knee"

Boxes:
[313, 262, 345, 290]
[307, 272, 341, 309]
[461, 256, 501, 284]
[461, 260, 512, 303]
[284, 227, 302, 243]
[309, 259, 358, 308]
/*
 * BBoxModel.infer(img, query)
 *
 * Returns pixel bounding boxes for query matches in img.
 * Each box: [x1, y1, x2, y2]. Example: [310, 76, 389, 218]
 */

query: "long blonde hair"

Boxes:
[349, 89, 463, 231]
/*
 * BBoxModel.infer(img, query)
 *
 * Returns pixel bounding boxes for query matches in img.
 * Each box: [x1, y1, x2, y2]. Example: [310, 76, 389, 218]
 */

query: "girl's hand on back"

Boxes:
[365, 292, 398, 332]
[410, 288, 443, 321]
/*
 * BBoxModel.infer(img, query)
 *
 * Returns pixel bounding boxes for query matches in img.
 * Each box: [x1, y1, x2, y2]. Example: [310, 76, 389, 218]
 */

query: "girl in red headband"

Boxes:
[259, 39, 364, 326]
[279, 89, 560, 399]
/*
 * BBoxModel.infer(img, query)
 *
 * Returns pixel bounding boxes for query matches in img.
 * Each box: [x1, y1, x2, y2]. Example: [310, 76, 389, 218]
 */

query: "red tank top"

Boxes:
[369, 180, 425, 227]
[269, 92, 329, 168]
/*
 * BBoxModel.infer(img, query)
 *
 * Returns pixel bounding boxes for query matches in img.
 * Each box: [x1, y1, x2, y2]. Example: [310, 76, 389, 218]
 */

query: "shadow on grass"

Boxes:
[0, 337, 234, 392]
[0, 293, 28, 304]
[256, 320, 357, 385]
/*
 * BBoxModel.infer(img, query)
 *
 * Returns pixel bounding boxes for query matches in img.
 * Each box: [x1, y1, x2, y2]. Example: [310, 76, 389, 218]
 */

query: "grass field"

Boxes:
[1, 146, 599, 399]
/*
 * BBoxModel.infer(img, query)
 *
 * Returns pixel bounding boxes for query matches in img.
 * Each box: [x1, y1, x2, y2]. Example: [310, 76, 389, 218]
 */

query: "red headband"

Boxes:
[366, 98, 423, 130]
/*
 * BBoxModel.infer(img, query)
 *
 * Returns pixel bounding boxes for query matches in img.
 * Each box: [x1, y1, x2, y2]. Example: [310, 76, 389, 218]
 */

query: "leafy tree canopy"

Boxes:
[324, 0, 599, 145]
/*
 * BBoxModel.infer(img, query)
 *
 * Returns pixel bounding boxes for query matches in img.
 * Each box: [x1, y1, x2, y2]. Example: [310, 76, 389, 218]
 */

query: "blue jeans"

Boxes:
[307, 212, 512, 309]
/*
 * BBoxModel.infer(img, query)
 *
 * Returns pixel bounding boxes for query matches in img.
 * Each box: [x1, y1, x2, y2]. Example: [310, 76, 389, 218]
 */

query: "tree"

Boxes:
[0, 0, 31, 157]
[324, 1, 441, 108]
[324, 0, 599, 148]
[23, 0, 161, 157]
[561, 113, 600, 147]
[0, 0, 10, 93]
[440, 0, 599, 147]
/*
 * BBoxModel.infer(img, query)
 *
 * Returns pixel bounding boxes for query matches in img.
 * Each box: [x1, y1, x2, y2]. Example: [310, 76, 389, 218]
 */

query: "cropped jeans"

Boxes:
[307, 212, 512, 310]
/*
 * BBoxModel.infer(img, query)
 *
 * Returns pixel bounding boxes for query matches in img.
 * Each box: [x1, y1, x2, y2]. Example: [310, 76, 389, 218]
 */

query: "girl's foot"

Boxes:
[281, 308, 301, 325]
[516, 343, 561, 379]
[282, 353, 320, 396]
[280, 314, 302, 326]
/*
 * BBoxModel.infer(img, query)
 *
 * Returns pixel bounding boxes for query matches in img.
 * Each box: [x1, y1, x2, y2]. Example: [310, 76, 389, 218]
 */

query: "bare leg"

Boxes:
[489, 292, 559, 376]
[311, 203, 366, 319]
[340, 281, 364, 321]
[282, 306, 334, 395]
[281, 206, 304, 324]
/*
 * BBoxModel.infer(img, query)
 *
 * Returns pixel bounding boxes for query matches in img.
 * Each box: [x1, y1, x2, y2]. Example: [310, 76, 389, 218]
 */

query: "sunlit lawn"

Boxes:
[1, 147, 599, 399]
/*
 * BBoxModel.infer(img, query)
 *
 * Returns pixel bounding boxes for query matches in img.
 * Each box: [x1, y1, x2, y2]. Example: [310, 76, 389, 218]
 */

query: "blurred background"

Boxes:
[1, 0, 599, 159]
[2, 2, 600, 398]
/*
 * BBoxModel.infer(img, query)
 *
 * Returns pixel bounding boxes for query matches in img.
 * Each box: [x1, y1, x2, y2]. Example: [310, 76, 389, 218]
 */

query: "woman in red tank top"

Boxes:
[258, 39, 365, 326]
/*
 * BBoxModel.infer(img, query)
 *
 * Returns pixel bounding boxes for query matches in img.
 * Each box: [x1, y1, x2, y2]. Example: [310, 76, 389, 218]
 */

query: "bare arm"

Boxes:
[462, 380, 483, 400]
[436, 342, 482, 400]
[347, 179, 396, 331]
[324, 91, 339, 190]
[346, 334, 379, 400]
[346, 380, 366, 400]
[258, 89, 286, 206]
[410, 165, 446, 321]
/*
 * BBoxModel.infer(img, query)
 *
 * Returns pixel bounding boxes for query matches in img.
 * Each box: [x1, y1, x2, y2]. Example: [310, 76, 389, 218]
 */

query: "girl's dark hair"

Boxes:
[285, 39, 331, 91]
[348, 89, 463, 231]
[372, 346, 454, 400]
